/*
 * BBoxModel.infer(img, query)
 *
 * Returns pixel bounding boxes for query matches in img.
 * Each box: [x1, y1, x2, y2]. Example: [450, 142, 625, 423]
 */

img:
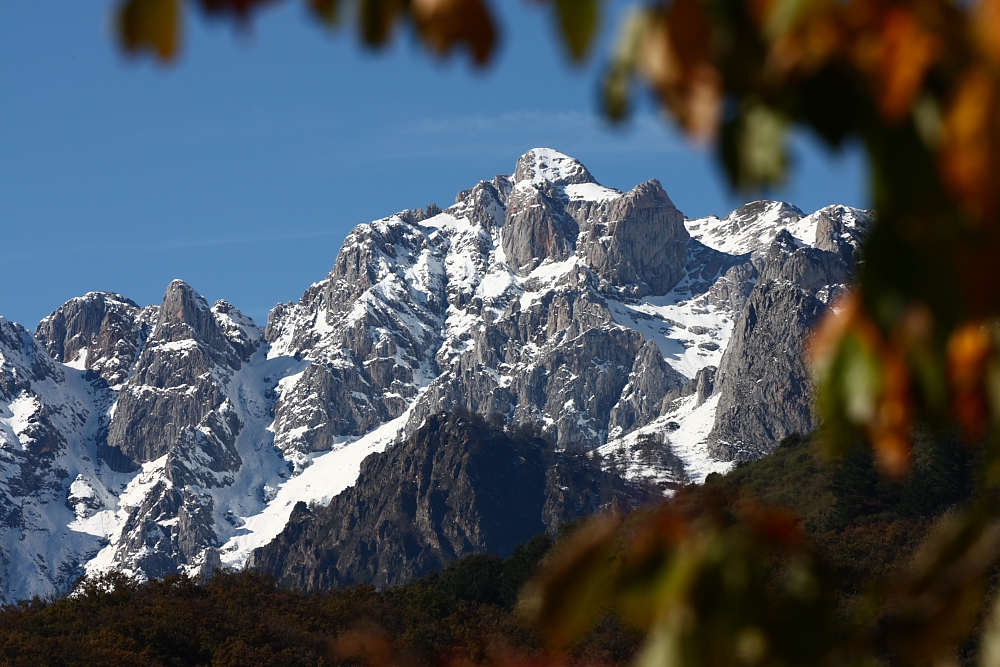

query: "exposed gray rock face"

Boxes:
[265, 210, 451, 462]
[35, 292, 156, 387]
[84, 280, 296, 581]
[811, 205, 873, 265]
[0, 317, 116, 603]
[694, 366, 716, 406]
[708, 262, 758, 312]
[250, 412, 645, 592]
[107, 280, 255, 465]
[707, 220, 860, 461]
[502, 180, 579, 274]
[609, 339, 688, 437]
[267, 151, 754, 455]
[577, 179, 689, 297]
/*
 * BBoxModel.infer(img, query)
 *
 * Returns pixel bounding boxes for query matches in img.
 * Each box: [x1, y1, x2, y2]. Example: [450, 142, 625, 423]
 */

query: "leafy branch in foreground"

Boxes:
[523, 433, 993, 667]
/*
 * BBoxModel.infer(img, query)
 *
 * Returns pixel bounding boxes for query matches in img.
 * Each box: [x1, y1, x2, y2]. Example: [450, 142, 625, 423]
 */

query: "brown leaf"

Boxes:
[117, 0, 182, 61]
[308, 0, 341, 25]
[411, 0, 499, 65]
[359, 0, 407, 46]
[196, 0, 278, 20]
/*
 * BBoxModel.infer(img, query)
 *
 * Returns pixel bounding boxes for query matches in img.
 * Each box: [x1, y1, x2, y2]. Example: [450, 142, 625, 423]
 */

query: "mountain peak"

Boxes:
[159, 280, 213, 331]
[513, 148, 595, 187]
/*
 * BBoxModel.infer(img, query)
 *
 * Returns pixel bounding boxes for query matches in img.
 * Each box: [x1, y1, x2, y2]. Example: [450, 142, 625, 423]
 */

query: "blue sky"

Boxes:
[0, 0, 866, 328]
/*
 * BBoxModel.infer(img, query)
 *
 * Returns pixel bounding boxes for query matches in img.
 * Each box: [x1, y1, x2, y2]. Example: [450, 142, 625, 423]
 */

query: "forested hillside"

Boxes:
[0, 429, 980, 666]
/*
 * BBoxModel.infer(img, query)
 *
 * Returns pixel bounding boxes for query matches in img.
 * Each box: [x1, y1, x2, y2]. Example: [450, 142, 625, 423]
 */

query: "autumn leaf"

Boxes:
[411, 0, 498, 65]
[875, 6, 941, 124]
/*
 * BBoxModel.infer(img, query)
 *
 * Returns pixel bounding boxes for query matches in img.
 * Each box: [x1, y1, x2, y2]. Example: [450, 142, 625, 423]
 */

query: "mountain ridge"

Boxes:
[0, 148, 870, 602]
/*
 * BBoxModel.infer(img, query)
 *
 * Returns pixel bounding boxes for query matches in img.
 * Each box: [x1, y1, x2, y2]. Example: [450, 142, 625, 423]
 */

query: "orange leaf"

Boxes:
[940, 67, 998, 222]
[870, 351, 913, 476]
[808, 291, 861, 376]
[877, 6, 941, 123]
[947, 321, 992, 439]
[637, 13, 680, 92]
[636, 0, 722, 142]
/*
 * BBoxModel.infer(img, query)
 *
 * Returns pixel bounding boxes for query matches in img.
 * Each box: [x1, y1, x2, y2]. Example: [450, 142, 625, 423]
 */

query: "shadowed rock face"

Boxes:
[250, 412, 646, 592]
[502, 184, 579, 274]
[609, 339, 688, 437]
[578, 179, 690, 297]
[707, 229, 856, 461]
[106, 280, 249, 465]
[35, 292, 156, 387]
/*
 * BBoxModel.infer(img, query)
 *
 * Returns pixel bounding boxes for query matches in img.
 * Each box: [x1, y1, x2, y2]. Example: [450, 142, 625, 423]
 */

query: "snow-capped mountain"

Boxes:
[0, 148, 870, 602]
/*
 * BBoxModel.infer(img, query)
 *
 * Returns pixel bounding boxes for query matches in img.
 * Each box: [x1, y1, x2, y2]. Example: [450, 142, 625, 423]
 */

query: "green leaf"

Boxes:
[599, 8, 649, 121]
[554, 0, 601, 62]
[738, 103, 790, 189]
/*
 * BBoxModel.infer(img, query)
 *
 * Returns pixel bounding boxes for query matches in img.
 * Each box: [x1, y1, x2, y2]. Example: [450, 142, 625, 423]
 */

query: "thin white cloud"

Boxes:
[382, 109, 689, 160]
[0, 227, 347, 260]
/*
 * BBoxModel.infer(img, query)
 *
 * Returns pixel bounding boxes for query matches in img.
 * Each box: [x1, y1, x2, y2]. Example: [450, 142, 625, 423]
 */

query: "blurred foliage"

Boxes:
[524, 432, 998, 667]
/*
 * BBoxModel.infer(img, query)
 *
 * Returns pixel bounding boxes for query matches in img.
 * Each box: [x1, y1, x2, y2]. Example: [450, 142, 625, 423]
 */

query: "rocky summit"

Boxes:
[0, 148, 870, 602]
